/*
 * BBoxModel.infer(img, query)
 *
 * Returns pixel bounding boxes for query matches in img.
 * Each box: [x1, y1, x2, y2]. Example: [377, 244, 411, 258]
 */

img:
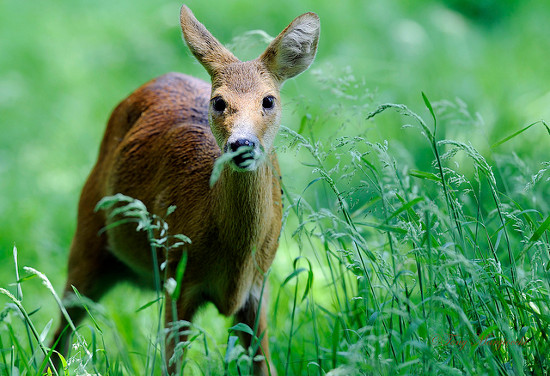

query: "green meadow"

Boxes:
[1, 0, 549, 374]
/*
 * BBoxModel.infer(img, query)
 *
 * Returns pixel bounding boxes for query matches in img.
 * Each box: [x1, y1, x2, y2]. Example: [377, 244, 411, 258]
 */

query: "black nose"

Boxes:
[228, 138, 256, 153]
[227, 138, 257, 168]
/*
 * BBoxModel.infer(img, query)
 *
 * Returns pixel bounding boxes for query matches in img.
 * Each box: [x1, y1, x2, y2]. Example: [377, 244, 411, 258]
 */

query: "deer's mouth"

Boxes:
[232, 147, 256, 170]
[223, 138, 264, 171]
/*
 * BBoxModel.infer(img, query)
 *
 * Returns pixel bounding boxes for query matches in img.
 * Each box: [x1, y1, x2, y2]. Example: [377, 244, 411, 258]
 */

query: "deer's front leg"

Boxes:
[233, 285, 276, 376]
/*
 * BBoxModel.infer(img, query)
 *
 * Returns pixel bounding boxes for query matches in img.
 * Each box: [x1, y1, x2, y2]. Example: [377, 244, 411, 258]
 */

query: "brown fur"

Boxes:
[51, 5, 319, 376]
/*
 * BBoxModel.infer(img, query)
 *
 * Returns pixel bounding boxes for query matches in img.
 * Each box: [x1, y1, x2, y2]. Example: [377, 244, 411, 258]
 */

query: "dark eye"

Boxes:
[212, 96, 226, 112]
[262, 95, 275, 110]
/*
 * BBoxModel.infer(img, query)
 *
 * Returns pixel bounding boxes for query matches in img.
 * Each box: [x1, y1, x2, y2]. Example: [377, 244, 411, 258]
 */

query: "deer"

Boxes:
[50, 4, 319, 376]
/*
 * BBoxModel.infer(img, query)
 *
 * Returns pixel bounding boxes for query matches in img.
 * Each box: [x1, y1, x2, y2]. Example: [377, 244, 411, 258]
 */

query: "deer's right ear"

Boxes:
[180, 5, 238, 76]
[260, 12, 320, 84]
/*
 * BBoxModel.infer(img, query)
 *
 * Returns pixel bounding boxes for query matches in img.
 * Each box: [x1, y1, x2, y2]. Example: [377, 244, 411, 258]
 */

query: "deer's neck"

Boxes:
[211, 162, 274, 247]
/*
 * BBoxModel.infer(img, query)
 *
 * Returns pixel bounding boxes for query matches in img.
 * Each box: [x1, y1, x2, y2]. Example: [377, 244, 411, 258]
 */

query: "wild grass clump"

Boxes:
[1, 85, 548, 375]
[270, 91, 549, 375]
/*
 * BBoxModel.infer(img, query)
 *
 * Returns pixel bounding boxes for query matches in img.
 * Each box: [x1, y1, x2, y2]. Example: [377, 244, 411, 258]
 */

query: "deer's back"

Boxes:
[98, 72, 215, 199]
[89, 72, 220, 276]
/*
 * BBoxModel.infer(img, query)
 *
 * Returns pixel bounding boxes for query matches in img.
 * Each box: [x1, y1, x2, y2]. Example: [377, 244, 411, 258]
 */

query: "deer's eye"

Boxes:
[212, 96, 226, 112]
[262, 95, 275, 110]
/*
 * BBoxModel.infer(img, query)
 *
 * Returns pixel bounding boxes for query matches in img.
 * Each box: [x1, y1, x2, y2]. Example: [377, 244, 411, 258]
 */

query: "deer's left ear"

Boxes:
[260, 12, 320, 84]
[180, 5, 239, 76]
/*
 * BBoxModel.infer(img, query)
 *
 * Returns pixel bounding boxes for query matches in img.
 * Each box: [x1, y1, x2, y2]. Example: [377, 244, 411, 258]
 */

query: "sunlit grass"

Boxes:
[2, 87, 548, 374]
[1, 0, 550, 375]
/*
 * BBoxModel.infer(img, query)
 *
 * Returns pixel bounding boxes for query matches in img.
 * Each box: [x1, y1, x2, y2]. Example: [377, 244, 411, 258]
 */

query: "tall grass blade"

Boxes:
[491, 120, 549, 148]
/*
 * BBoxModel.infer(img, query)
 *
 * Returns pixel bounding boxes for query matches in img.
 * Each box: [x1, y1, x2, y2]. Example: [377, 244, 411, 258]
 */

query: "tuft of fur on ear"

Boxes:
[180, 5, 239, 76]
[260, 12, 320, 83]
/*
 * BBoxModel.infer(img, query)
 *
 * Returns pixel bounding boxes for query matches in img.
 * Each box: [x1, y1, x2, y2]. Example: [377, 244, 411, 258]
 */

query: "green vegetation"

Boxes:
[1, 0, 549, 374]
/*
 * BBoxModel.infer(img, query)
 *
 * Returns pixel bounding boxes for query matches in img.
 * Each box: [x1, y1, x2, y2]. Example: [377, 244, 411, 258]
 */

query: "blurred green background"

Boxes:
[0, 0, 548, 357]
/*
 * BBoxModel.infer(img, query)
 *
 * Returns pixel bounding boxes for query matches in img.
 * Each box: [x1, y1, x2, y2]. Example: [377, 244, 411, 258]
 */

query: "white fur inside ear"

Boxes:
[283, 16, 319, 56]
[265, 13, 320, 82]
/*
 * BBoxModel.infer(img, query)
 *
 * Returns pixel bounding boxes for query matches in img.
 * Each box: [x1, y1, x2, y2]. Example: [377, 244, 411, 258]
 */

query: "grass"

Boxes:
[1, 0, 550, 375]
[2, 90, 549, 374]
[270, 94, 549, 374]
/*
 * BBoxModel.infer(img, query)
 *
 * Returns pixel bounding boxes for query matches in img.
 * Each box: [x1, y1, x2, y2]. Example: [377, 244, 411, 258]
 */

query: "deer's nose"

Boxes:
[225, 138, 258, 170]
[228, 138, 256, 153]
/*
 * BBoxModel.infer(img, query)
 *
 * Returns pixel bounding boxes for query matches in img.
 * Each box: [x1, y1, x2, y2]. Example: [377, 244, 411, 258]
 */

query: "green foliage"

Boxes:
[272, 93, 549, 374]
[1, 0, 549, 375]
